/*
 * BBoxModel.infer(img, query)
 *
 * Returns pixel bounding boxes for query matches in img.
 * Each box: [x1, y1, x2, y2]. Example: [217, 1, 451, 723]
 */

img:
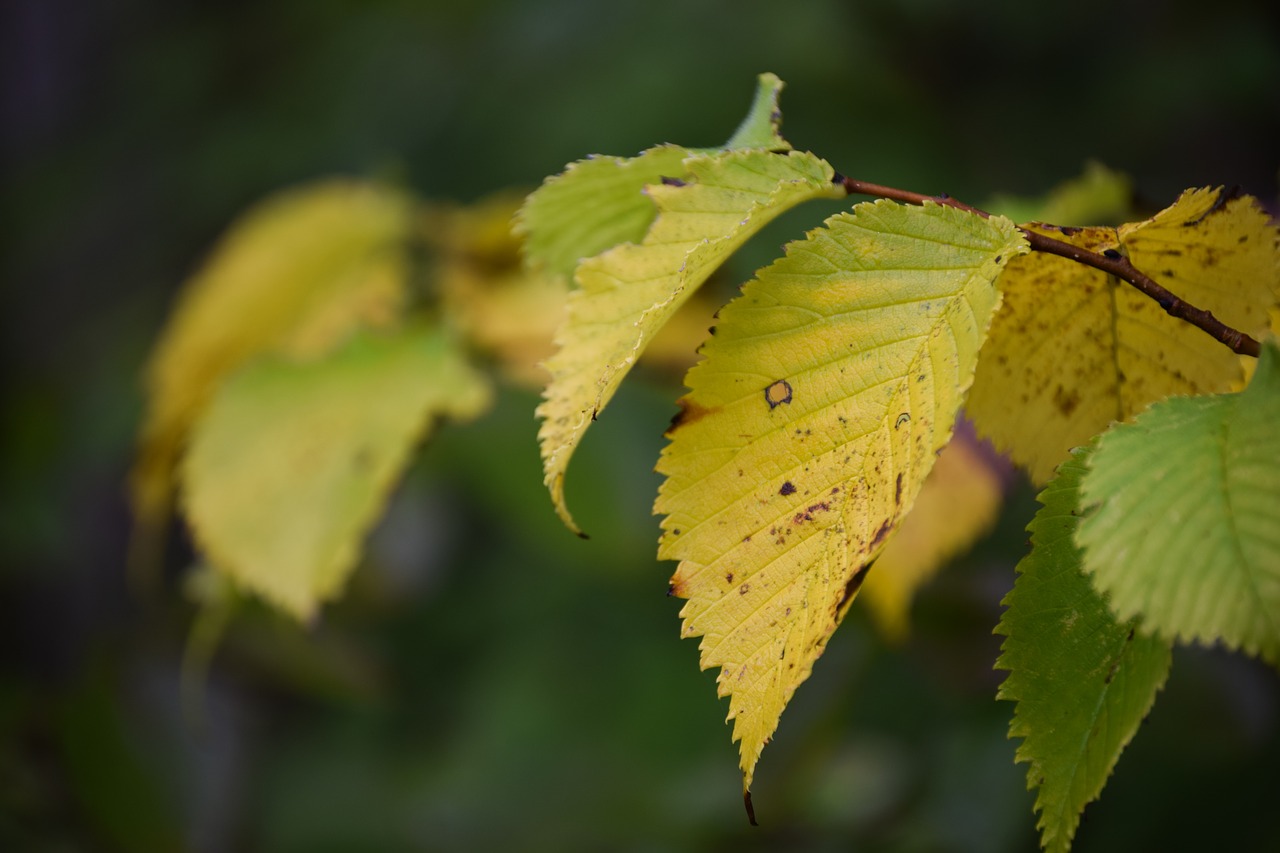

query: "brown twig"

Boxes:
[835, 175, 1262, 358]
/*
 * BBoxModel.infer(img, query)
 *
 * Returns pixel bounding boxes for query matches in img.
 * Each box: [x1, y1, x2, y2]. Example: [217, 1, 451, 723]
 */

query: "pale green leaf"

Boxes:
[539, 148, 846, 532]
[721, 72, 791, 152]
[985, 161, 1135, 227]
[1077, 340, 1280, 665]
[515, 144, 690, 280]
[656, 200, 1027, 793]
[996, 447, 1172, 853]
[181, 327, 491, 620]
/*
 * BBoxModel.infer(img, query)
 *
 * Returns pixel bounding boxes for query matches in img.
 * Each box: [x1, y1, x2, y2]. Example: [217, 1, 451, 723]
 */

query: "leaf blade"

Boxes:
[180, 327, 491, 619]
[969, 188, 1280, 482]
[996, 447, 1172, 853]
[656, 200, 1028, 792]
[1077, 340, 1280, 665]
[539, 148, 845, 532]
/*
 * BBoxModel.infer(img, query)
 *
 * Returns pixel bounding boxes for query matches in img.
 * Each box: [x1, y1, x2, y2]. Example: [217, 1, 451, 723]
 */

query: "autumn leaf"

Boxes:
[131, 180, 413, 529]
[428, 192, 568, 386]
[968, 187, 1280, 483]
[538, 147, 845, 533]
[1077, 340, 1280, 666]
[996, 446, 1172, 853]
[859, 431, 1004, 642]
[181, 326, 490, 620]
[656, 200, 1027, 799]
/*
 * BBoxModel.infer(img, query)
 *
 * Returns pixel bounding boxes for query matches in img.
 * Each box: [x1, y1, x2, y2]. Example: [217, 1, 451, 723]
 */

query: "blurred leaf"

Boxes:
[984, 161, 1135, 226]
[969, 187, 1280, 483]
[1077, 341, 1280, 666]
[721, 72, 792, 152]
[996, 447, 1172, 853]
[132, 180, 414, 527]
[657, 200, 1026, 798]
[860, 433, 1004, 642]
[429, 192, 568, 386]
[182, 326, 490, 619]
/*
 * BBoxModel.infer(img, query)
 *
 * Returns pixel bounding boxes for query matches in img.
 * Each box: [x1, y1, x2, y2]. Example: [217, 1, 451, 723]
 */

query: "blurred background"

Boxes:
[3, 1, 1279, 850]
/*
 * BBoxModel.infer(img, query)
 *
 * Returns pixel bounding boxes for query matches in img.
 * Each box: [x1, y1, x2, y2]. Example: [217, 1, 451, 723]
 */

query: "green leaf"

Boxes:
[996, 447, 1172, 853]
[1077, 340, 1280, 665]
[721, 72, 791, 152]
[984, 161, 1135, 227]
[515, 144, 691, 280]
[538, 147, 846, 532]
[656, 200, 1027, 794]
[181, 326, 491, 619]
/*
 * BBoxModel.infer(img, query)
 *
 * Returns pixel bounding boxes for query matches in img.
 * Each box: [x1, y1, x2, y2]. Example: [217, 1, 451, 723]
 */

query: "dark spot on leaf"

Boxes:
[764, 379, 793, 409]
[994, 255, 1002, 264]
[895, 412, 910, 429]
[739, 583, 751, 596]
[779, 481, 796, 496]
[837, 561, 873, 612]
[895, 473, 904, 504]
[660, 176, 687, 187]
[1058, 226, 1081, 236]
[1054, 384, 1080, 417]
[725, 572, 735, 584]
[1182, 186, 1238, 226]
[870, 519, 894, 549]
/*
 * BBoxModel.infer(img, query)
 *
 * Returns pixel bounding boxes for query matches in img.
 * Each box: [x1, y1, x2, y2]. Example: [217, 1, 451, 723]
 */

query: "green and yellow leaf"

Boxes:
[181, 326, 491, 620]
[1077, 341, 1280, 666]
[860, 432, 1004, 642]
[996, 447, 1172, 853]
[539, 148, 845, 532]
[132, 180, 413, 526]
[968, 187, 1280, 483]
[656, 200, 1027, 795]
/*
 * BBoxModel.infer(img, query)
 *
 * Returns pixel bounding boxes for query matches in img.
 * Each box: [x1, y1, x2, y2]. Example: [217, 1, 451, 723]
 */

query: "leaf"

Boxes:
[656, 200, 1028, 795]
[515, 144, 691, 281]
[859, 432, 1004, 642]
[514, 72, 795, 283]
[721, 72, 791, 152]
[985, 161, 1135, 227]
[1076, 340, 1280, 666]
[131, 180, 413, 525]
[180, 326, 491, 620]
[968, 187, 1280, 482]
[539, 148, 846, 532]
[429, 192, 568, 386]
[996, 447, 1172, 853]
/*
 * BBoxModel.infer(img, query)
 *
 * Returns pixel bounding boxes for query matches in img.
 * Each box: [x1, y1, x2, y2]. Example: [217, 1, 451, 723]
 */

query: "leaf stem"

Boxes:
[835, 175, 1262, 358]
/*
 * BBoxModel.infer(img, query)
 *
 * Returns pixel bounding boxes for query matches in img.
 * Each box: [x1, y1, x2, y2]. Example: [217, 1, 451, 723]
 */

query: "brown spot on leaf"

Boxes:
[870, 519, 894, 549]
[739, 583, 751, 596]
[895, 473, 904, 504]
[666, 397, 718, 435]
[1054, 384, 1080, 417]
[725, 571, 735, 584]
[837, 561, 873, 612]
[779, 481, 797, 496]
[764, 379, 793, 409]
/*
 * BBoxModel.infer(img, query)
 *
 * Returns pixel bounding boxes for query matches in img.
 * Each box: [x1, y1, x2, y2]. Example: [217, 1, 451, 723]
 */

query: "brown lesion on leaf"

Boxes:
[725, 571, 735, 585]
[739, 582, 751, 596]
[894, 472, 904, 504]
[1053, 384, 1080, 417]
[836, 560, 874, 613]
[665, 396, 719, 435]
[764, 379, 793, 409]
[894, 412, 910, 429]
[869, 518, 894, 549]
[791, 501, 830, 526]
[779, 481, 796, 496]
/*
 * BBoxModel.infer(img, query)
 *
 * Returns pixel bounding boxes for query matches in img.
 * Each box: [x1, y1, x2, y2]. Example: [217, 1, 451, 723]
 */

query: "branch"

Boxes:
[836, 175, 1262, 358]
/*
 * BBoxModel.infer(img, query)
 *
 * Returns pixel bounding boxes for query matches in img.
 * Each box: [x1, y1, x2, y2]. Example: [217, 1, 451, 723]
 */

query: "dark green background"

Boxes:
[4, 1, 1278, 850]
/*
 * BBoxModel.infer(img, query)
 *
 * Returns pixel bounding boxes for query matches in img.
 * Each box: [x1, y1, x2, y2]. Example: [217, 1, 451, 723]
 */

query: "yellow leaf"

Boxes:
[427, 192, 568, 387]
[539, 148, 845, 533]
[656, 201, 1027, 794]
[969, 188, 1280, 483]
[859, 433, 1004, 642]
[181, 327, 490, 620]
[131, 180, 413, 527]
